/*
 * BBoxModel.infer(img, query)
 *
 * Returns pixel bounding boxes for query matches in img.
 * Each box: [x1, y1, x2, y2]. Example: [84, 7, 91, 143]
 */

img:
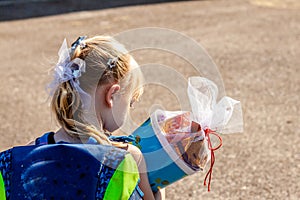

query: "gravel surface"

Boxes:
[0, 0, 299, 199]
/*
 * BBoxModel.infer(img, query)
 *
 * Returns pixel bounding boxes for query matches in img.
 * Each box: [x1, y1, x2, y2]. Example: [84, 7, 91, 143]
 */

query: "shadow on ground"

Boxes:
[0, 0, 185, 21]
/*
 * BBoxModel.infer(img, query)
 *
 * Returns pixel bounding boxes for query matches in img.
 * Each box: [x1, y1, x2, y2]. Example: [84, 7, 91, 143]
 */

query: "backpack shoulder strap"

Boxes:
[0, 170, 6, 200]
[35, 132, 55, 145]
[0, 149, 12, 200]
[97, 153, 141, 200]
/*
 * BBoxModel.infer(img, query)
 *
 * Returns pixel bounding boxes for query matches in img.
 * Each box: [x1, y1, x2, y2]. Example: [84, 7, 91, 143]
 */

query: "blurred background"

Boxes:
[0, 0, 299, 199]
[0, 0, 186, 21]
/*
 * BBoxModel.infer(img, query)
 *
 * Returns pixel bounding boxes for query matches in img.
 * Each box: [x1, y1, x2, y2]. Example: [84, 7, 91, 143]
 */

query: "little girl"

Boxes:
[32, 36, 164, 199]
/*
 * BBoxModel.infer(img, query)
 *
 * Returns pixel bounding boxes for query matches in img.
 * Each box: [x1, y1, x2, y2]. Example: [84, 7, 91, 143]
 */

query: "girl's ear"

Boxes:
[105, 84, 120, 108]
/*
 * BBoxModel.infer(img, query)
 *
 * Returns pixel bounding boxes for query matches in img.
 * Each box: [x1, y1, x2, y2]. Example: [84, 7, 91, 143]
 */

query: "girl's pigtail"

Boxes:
[52, 40, 111, 144]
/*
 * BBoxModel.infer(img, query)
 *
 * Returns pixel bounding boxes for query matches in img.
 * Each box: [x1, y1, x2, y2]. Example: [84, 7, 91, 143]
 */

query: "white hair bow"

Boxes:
[47, 39, 91, 110]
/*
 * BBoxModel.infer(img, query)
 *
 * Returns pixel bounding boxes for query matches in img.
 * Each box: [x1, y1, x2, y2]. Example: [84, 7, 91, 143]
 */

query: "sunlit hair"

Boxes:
[51, 36, 144, 144]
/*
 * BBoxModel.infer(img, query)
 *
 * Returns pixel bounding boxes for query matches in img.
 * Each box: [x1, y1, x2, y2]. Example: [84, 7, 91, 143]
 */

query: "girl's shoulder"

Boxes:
[126, 144, 143, 166]
[109, 135, 143, 166]
[112, 142, 143, 167]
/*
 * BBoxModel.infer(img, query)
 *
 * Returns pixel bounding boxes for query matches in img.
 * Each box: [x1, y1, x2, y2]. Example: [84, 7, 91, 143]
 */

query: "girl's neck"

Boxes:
[54, 128, 88, 144]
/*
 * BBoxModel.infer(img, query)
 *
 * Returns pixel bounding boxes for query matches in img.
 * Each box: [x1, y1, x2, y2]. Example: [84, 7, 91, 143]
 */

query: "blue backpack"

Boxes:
[0, 132, 144, 200]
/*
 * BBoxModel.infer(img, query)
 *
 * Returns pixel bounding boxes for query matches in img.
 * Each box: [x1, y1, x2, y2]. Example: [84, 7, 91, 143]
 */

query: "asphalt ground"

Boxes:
[0, 0, 299, 199]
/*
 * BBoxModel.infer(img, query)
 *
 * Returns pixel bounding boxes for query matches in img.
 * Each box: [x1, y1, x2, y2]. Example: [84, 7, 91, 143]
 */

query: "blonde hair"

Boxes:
[51, 36, 143, 144]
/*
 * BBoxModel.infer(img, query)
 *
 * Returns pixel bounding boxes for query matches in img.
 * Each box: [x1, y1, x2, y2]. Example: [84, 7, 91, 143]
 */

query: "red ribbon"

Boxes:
[203, 128, 223, 191]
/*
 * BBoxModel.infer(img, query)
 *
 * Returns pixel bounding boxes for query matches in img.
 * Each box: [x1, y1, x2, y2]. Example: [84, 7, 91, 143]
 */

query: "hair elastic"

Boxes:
[107, 57, 118, 69]
[71, 36, 87, 50]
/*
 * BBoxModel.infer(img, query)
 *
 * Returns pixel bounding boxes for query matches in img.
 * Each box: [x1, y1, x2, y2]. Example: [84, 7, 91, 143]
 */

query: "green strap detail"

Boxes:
[103, 154, 139, 200]
[0, 172, 6, 200]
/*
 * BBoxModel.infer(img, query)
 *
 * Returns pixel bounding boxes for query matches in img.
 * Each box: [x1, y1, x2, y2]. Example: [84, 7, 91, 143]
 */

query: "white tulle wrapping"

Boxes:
[188, 76, 243, 134]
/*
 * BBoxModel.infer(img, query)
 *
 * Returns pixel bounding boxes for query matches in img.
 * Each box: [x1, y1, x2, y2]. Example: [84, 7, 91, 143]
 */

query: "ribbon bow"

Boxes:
[47, 38, 91, 110]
